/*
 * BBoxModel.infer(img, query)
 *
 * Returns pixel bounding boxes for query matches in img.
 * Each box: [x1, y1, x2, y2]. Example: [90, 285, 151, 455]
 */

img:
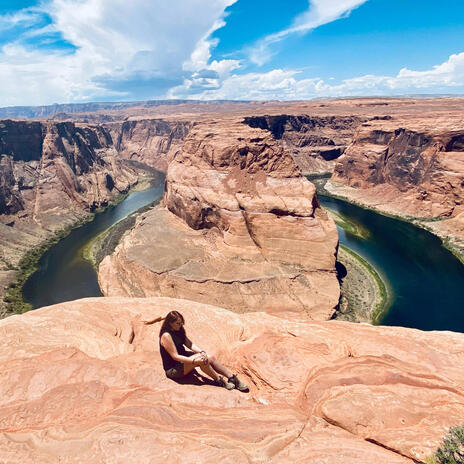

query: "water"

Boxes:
[23, 176, 464, 332]
[22, 181, 164, 308]
[319, 195, 464, 332]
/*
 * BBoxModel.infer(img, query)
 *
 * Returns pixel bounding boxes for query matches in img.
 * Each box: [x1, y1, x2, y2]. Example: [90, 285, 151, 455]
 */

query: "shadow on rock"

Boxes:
[336, 260, 347, 279]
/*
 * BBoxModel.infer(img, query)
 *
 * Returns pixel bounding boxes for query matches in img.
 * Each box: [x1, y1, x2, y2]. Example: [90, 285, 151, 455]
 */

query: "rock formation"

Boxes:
[0, 297, 463, 463]
[328, 116, 464, 252]
[99, 120, 339, 319]
[105, 118, 191, 171]
[244, 114, 364, 174]
[0, 119, 139, 313]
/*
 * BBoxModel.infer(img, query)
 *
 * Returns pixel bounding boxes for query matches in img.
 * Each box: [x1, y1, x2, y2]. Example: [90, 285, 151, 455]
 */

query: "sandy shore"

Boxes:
[321, 201, 390, 324]
[335, 246, 389, 323]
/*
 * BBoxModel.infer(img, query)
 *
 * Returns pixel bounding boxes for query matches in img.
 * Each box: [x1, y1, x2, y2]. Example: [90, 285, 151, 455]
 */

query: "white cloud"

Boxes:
[249, 0, 369, 66]
[170, 52, 464, 100]
[0, 0, 238, 105]
[0, 8, 42, 30]
[1, 1, 463, 106]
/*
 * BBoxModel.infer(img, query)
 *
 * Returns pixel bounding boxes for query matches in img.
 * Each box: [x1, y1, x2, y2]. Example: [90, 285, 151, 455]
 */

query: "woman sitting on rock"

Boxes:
[157, 310, 248, 391]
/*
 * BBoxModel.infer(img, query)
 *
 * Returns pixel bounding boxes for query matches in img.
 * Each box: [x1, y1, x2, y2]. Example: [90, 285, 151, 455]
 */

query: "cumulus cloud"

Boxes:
[1, 0, 463, 105]
[170, 52, 464, 100]
[248, 0, 369, 65]
[0, 0, 238, 105]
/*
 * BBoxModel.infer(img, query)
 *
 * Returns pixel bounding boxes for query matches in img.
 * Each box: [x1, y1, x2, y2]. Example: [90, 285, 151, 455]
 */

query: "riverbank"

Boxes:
[2, 216, 91, 317]
[324, 180, 464, 265]
[335, 245, 390, 323]
[323, 204, 390, 322]
[82, 192, 162, 269]
[2, 173, 162, 318]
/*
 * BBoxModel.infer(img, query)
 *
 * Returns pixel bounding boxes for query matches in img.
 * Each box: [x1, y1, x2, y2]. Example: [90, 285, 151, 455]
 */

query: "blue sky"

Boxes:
[0, 0, 463, 105]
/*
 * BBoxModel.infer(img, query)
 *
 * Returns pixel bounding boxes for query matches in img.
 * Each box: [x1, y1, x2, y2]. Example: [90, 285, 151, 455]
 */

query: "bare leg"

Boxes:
[207, 355, 233, 379]
[200, 362, 222, 381]
[182, 354, 210, 376]
[182, 359, 197, 376]
[181, 355, 234, 383]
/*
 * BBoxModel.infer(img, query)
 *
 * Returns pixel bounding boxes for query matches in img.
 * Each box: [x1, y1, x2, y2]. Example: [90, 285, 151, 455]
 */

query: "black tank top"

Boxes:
[159, 329, 187, 371]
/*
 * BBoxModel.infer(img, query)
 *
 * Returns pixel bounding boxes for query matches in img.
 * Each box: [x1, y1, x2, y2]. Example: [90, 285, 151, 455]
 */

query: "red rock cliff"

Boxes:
[329, 117, 464, 250]
[244, 114, 364, 174]
[0, 119, 138, 314]
[105, 118, 191, 171]
[99, 119, 339, 319]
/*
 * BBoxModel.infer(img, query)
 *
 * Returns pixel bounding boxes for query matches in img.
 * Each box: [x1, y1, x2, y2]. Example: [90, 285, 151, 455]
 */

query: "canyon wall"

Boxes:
[1, 296, 463, 463]
[0, 119, 139, 315]
[328, 117, 464, 252]
[243, 114, 365, 174]
[99, 119, 340, 319]
[105, 118, 191, 171]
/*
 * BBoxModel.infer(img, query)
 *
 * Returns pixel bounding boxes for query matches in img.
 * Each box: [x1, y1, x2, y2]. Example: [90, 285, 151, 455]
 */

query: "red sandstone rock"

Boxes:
[0, 297, 463, 463]
[99, 120, 339, 318]
[0, 119, 139, 315]
[243, 114, 364, 174]
[329, 116, 464, 248]
[105, 118, 191, 171]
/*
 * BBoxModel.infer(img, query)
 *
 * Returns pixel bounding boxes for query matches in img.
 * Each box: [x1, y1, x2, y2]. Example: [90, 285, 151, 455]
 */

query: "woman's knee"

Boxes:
[207, 354, 216, 364]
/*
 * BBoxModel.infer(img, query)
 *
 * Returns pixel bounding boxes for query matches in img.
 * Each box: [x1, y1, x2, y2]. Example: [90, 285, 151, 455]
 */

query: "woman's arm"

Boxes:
[161, 333, 195, 364]
[184, 336, 206, 355]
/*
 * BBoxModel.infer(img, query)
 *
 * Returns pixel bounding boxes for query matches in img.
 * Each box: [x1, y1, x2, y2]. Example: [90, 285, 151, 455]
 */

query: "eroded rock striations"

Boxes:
[328, 117, 464, 253]
[99, 120, 339, 319]
[243, 114, 365, 174]
[0, 119, 138, 312]
[105, 118, 191, 171]
[1, 297, 463, 463]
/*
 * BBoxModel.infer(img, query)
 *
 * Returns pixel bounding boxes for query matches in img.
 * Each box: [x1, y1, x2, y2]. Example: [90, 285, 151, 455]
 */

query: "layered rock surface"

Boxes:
[99, 120, 339, 319]
[105, 118, 191, 171]
[329, 116, 464, 251]
[1, 297, 464, 463]
[244, 114, 364, 174]
[0, 119, 139, 314]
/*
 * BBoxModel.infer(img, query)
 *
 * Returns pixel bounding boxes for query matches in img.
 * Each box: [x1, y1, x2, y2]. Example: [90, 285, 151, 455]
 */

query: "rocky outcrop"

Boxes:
[328, 118, 464, 249]
[243, 115, 364, 174]
[1, 297, 463, 463]
[0, 120, 138, 230]
[99, 120, 339, 319]
[0, 119, 139, 311]
[106, 119, 191, 171]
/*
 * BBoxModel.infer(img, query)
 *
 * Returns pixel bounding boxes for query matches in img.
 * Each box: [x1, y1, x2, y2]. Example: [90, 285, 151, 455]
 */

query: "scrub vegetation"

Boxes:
[426, 425, 464, 464]
[336, 245, 390, 323]
[3, 217, 91, 316]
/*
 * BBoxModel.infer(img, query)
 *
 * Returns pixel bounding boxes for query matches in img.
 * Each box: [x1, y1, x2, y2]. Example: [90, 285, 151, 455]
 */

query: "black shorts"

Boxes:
[165, 362, 186, 379]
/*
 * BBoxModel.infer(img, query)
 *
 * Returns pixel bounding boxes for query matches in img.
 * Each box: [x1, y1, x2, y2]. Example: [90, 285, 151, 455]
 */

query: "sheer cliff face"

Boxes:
[99, 120, 340, 319]
[0, 120, 137, 227]
[243, 115, 364, 174]
[328, 119, 464, 252]
[0, 119, 138, 306]
[330, 121, 464, 231]
[106, 119, 191, 171]
[2, 297, 464, 463]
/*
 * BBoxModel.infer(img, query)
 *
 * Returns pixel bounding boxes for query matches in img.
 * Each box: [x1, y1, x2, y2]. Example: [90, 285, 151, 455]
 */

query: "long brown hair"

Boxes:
[159, 311, 185, 338]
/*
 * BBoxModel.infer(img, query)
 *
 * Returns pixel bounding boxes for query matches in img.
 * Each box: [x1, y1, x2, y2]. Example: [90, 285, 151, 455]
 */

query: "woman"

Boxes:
[156, 311, 248, 391]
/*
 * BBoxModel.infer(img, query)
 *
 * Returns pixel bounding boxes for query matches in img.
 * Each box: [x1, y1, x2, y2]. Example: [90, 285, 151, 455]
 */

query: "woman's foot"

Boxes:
[216, 376, 235, 390]
[228, 374, 249, 392]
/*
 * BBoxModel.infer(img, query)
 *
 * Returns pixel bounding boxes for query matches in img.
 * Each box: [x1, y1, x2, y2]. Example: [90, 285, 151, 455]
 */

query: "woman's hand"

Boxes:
[200, 351, 208, 365]
[191, 352, 208, 365]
